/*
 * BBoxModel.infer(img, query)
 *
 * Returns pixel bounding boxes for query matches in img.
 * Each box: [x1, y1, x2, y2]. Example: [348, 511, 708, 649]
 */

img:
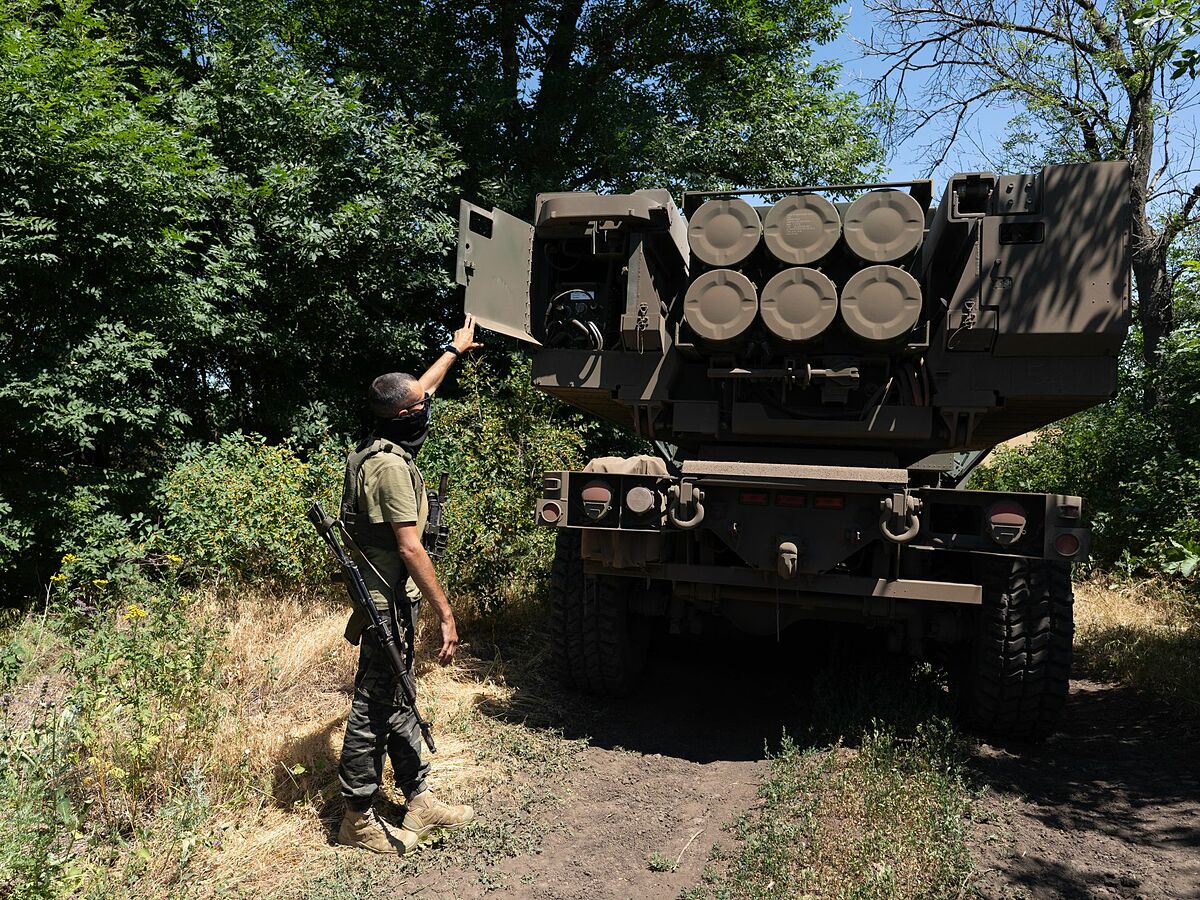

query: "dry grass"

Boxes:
[190, 587, 575, 898]
[15, 586, 583, 899]
[1074, 576, 1200, 716]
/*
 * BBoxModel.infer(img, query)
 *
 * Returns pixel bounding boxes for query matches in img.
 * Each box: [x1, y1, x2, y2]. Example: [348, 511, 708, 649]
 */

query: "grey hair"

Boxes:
[368, 372, 421, 418]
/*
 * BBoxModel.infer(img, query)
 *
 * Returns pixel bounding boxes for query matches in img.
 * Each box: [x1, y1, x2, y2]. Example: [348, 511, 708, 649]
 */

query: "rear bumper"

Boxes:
[537, 466, 1087, 595]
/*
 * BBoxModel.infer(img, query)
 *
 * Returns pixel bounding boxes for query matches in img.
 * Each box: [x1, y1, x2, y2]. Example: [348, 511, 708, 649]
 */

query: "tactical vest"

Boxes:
[340, 436, 426, 548]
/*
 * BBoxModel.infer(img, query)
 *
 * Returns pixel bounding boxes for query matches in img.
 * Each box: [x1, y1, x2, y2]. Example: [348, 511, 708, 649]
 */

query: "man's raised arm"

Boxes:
[419, 314, 483, 396]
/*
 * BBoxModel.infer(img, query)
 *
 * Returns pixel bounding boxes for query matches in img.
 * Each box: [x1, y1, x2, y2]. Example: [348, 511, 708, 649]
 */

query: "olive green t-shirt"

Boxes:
[358, 452, 426, 528]
[344, 448, 429, 642]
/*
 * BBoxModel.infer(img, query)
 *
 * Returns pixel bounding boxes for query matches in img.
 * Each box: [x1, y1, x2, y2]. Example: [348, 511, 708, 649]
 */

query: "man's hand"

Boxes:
[452, 313, 484, 355]
[438, 615, 459, 665]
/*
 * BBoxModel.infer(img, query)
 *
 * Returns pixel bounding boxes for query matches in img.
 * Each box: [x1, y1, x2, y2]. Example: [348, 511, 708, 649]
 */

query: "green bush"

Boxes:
[972, 324, 1200, 580]
[52, 512, 163, 605]
[157, 433, 342, 585]
[0, 589, 226, 897]
[67, 592, 223, 836]
[419, 356, 596, 611]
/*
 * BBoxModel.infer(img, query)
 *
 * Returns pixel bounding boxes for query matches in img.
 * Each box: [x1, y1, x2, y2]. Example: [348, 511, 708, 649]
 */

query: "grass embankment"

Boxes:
[0, 589, 581, 899]
[1075, 576, 1200, 715]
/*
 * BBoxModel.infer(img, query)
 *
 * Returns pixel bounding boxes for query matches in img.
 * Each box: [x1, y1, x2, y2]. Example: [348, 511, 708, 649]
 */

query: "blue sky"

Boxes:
[817, 6, 1032, 184]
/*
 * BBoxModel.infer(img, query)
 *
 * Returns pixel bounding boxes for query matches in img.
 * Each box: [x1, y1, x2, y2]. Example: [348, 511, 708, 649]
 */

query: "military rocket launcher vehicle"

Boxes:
[456, 161, 1130, 739]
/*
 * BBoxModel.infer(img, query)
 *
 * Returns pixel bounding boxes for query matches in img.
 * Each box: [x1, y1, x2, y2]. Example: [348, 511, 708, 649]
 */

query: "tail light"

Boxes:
[1054, 533, 1080, 557]
[581, 481, 614, 521]
[814, 495, 844, 510]
[539, 501, 562, 524]
[986, 501, 1026, 546]
[625, 486, 658, 515]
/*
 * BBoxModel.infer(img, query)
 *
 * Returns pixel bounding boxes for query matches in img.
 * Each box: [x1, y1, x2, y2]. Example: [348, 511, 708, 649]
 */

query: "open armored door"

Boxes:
[455, 201, 540, 345]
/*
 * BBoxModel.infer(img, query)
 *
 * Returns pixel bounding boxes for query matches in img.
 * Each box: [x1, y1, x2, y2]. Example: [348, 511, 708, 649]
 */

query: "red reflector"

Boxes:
[814, 495, 844, 510]
[1054, 533, 1080, 557]
[988, 500, 1027, 528]
[775, 493, 807, 508]
[540, 502, 561, 524]
[739, 491, 769, 505]
[580, 482, 612, 503]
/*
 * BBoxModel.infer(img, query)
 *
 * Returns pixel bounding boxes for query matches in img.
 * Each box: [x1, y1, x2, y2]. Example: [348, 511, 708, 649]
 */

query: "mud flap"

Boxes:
[455, 201, 539, 345]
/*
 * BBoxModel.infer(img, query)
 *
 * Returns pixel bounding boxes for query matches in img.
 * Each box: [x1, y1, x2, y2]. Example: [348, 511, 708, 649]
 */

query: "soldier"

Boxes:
[336, 314, 483, 854]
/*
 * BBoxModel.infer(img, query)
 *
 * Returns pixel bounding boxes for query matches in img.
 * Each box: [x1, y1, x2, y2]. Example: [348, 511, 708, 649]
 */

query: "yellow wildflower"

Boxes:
[122, 603, 147, 620]
[61, 553, 77, 563]
[49, 573, 66, 584]
[166, 554, 183, 564]
[92, 579, 108, 587]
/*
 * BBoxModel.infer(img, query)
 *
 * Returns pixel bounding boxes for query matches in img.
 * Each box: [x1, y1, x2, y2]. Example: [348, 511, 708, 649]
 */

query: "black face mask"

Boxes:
[375, 399, 432, 456]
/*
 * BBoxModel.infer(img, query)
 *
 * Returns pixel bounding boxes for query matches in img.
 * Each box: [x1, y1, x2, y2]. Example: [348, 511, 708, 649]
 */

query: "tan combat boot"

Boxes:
[400, 790, 475, 842]
[337, 806, 417, 854]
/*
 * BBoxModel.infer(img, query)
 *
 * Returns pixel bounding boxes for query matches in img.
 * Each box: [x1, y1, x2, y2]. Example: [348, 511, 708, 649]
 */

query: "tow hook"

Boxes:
[879, 492, 922, 543]
[668, 480, 706, 529]
[777, 541, 799, 578]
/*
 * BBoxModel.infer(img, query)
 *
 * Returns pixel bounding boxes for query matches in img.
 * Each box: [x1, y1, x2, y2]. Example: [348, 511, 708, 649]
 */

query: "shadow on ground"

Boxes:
[971, 680, 1200, 899]
[473, 621, 919, 763]
[468, 614, 1200, 898]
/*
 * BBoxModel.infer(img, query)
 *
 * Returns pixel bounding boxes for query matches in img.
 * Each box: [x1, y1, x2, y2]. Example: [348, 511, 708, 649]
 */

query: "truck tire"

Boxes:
[550, 530, 652, 695]
[959, 557, 1074, 741]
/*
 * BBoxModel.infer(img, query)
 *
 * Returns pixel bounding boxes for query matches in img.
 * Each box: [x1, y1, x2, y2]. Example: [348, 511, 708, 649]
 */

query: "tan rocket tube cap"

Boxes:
[843, 190, 924, 263]
[762, 194, 841, 264]
[684, 269, 759, 344]
[839, 265, 923, 343]
[687, 198, 762, 267]
[759, 267, 838, 342]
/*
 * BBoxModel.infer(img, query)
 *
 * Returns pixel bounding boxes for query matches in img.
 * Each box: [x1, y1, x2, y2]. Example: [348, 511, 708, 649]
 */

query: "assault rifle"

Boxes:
[307, 501, 436, 753]
[423, 472, 450, 559]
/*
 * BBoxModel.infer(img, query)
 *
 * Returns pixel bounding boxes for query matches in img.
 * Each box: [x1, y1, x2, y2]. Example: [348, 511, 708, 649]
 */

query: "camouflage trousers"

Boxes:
[338, 630, 430, 810]
[338, 539, 429, 811]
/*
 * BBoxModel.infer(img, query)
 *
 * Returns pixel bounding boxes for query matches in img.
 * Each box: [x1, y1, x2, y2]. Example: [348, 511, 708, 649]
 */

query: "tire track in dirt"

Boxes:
[397, 634, 1199, 899]
[396, 632, 788, 899]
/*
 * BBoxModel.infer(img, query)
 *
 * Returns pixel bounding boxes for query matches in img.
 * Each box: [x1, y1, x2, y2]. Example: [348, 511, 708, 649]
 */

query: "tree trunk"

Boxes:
[1126, 90, 1173, 408]
[1129, 224, 1173, 378]
[528, 0, 585, 193]
[492, 1, 522, 144]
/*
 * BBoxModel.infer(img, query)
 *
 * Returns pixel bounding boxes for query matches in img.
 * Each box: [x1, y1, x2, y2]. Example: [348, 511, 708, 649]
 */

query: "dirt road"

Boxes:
[397, 634, 1200, 899]
[972, 679, 1200, 899]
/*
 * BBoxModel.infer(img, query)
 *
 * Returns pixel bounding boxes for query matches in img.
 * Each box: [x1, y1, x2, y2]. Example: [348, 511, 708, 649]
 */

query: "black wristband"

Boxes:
[441, 343, 462, 358]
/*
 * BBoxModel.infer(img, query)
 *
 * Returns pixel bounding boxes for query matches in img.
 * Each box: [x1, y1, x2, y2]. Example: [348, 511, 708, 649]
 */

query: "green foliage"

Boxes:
[284, 0, 883, 211]
[52, 511, 167, 606]
[67, 592, 223, 834]
[0, 697, 90, 899]
[419, 356, 595, 611]
[0, 587, 227, 897]
[1134, 0, 1200, 79]
[0, 0, 208, 582]
[972, 323, 1200, 579]
[0, 0, 459, 592]
[157, 433, 342, 585]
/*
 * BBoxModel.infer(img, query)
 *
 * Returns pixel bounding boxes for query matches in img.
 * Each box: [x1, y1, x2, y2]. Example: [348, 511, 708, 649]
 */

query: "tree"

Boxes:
[285, 0, 884, 212]
[862, 0, 1200, 399]
[0, 0, 460, 585]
